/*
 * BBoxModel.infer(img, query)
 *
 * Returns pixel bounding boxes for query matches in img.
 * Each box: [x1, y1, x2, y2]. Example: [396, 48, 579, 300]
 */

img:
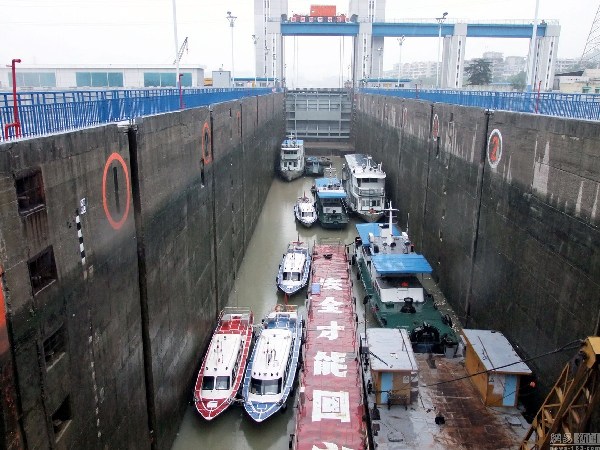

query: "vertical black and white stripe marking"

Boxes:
[76, 210, 86, 266]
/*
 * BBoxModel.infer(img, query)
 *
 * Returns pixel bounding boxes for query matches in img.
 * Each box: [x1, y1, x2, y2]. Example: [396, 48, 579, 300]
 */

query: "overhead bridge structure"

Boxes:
[254, 0, 560, 91]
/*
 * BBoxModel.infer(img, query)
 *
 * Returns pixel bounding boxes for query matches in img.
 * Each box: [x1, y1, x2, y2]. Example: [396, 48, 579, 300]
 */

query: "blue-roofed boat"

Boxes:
[276, 241, 311, 295]
[279, 134, 305, 181]
[314, 168, 349, 229]
[242, 304, 302, 422]
[352, 203, 458, 354]
[342, 154, 386, 222]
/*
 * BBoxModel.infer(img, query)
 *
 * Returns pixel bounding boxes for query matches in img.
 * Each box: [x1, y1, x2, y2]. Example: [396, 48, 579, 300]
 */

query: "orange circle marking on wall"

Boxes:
[102, 152, 131, 230]
[202, 121, 212, 164]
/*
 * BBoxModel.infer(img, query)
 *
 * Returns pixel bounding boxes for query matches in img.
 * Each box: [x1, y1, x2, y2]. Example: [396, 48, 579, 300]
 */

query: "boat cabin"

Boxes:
[363, 328, 418, 406]
[201, 333, 243, 398]
[280, 137, 304, 171]
[463, 329, 532, 407]
[249, 327, 294, 397]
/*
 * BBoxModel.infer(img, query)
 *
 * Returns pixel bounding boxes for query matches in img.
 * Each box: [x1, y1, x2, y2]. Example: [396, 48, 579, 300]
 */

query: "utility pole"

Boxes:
[397, 36, 405, 87]
[226, 11, 237, 87]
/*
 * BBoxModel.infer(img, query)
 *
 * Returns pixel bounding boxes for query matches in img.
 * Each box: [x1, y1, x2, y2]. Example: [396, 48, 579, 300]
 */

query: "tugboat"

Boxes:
[314, 168, 349, 229]
[276, 241, 311, 296]
[193, 307, 254, 420]
[341, 154, 386, 222]
[353, 204, 458, 354]
[242, 304, 302, 422]
[294, 195, 317, 227]
[279, 134, 305, 181]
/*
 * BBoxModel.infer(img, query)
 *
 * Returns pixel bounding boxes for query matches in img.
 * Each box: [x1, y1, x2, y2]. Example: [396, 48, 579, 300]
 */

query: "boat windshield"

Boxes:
[202, 376, 215, 390]
[215, 376, 230, 390]
[283, 272, 301, 281]
[250, 377, 282, 395]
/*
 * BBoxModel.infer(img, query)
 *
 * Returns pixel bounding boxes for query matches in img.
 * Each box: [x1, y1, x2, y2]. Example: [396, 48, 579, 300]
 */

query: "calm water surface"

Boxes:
[172, 157, 374, 450]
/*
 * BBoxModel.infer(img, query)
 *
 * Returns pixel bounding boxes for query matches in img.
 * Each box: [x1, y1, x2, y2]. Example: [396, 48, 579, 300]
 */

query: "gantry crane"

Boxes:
[520, 337, 600, 450]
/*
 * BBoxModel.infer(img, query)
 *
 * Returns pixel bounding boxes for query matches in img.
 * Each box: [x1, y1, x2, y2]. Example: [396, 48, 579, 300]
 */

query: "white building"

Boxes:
[0, 65, 205, 90]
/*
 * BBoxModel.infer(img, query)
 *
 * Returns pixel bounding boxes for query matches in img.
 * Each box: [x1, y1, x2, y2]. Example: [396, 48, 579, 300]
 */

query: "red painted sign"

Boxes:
[487, 129, 503, 168]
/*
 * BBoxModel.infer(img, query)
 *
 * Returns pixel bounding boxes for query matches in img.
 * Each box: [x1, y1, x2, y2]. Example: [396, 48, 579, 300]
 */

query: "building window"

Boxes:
[52, 396, 72, 442]
[143, 72, 183, 87]
[15, 169, 46, 216]
[75, 72, 123, 87]
[44, 324, 66, 369]
[28, 246, 57, 294]
[9, 72, 56, 88]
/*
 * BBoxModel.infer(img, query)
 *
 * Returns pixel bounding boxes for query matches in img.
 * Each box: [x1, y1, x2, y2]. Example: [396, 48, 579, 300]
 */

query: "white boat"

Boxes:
[193, 307, 254, 420]
[342, 153, 386, 222]
[279, 134, 305, 181]
[276, 241, 311, 295]
[294, 195, 317, 227]
[242, 304, 303, 422]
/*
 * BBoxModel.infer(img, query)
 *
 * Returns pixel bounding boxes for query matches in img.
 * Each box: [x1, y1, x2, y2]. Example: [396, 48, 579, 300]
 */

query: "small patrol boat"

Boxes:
[193, 307, 254, 420]
[276, 241, 311, 295]
[279, 134, 305, 181]
[242, 304, 302, 422]
[294, 194, 317, 227]
[314, 168, 349, 229]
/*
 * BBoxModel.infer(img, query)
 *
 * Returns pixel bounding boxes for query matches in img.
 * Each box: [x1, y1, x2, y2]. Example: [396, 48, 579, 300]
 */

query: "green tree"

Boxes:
[465, 59, 492, 86]
[508, 71, 527, 90]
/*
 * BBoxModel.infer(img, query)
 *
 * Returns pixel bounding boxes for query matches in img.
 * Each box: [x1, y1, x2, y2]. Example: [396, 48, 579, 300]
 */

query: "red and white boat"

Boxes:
[193, 307, 254, 420]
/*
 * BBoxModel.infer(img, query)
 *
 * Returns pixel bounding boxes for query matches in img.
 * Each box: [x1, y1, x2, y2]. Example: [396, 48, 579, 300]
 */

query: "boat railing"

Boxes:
[355, 186, 385, 197]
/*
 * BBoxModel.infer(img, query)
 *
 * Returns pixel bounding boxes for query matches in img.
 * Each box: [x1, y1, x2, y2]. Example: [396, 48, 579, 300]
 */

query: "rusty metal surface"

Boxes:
[364, 353, 528, 449]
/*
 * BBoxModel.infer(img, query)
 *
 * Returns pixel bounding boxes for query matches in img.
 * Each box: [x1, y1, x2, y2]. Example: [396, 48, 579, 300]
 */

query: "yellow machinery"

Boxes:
[521, 337, 600, 449]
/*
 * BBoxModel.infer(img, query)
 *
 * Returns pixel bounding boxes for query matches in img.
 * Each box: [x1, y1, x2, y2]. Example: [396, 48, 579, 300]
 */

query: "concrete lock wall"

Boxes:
[355, 93, 600, 391]
[0, 93, 284, 450]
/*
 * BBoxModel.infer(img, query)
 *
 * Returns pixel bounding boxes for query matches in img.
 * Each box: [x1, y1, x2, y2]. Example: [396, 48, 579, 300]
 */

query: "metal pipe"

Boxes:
[4, 58, 22, 139]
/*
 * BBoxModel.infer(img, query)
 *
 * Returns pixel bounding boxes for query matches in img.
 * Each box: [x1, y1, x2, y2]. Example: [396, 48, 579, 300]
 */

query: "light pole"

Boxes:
[526, 0, 540, 91]
[397, 35, 405, 87]
[252, 34, 259, 87]
[377, 47, 383, 86]
[172, 0, 180, 91]
[436, 12, 448, 89]
[265, 46, 270, 86]
[226, 11, 237, 86]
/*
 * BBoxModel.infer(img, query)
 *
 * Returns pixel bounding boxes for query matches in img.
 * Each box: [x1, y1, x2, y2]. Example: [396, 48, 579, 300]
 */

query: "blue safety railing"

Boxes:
[0, 88, 272, 141]
[360, 88, 600, 121]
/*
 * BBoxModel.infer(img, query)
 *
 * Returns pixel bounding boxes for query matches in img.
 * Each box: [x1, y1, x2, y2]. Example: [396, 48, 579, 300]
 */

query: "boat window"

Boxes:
[292, 272, 301, 281]
[202, 376, 215, 390]
[250, 377, 282, 395]
[215, 376, 230, 390]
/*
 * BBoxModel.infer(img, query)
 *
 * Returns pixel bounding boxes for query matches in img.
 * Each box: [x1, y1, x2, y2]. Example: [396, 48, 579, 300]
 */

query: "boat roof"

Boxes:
[344, 153, 385, 178]
[283, 250, 307, 273]
[282, 138, 304, 147]
[294, 243, 365, 450]
[366, 328, 418, 372]
[315, 177, 346, 199]
[356, 223, 401, 246]
[462, 329, 532, 375]
[251, 328, 293, 380]
[371, 253, 433, 275]
[203, 333, 242, 377]
[296, 201, 315, 213]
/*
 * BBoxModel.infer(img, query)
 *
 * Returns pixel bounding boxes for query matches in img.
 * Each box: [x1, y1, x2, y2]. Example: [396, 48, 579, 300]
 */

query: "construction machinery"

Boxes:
[520, 337, 600, 449]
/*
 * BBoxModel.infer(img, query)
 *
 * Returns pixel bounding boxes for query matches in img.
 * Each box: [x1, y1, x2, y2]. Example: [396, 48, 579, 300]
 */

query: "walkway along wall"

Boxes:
[0, 93, 283, 449]
[354, 93, 600, 393]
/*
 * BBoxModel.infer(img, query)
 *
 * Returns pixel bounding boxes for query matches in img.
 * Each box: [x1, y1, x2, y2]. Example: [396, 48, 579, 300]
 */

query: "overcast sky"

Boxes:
[0, 0, 596, 87]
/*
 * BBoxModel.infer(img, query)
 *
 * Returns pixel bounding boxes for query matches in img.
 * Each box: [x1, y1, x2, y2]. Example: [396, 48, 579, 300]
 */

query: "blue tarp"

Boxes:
[371, 253, 432, 275]
[356, 223, 401, 246]
[315, 177, 341, 188]
[317, 191, 347, 199]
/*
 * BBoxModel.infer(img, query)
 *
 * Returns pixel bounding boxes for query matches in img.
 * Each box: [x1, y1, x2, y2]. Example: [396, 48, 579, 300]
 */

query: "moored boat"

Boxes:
[242, 304, 302, 422]
[294, 195, 317, 227]
[193, 307, 254, 420]
[342, 153, 386, 222]
[304, 155, 331, 176]
[279, 134, 305, 181]
[276, 241, 311, 295]
[353, 204, 458, 354]
[314, 168, 349, 229]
